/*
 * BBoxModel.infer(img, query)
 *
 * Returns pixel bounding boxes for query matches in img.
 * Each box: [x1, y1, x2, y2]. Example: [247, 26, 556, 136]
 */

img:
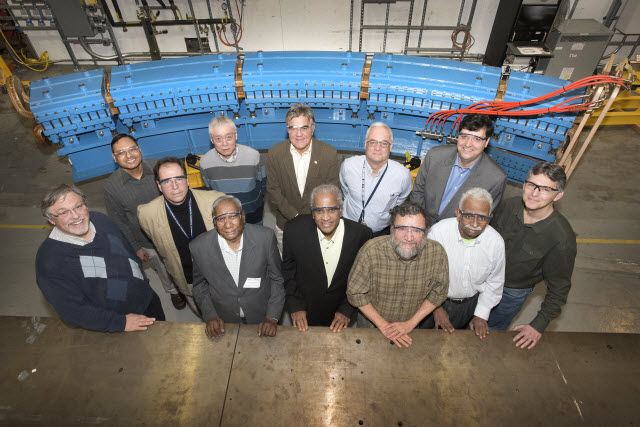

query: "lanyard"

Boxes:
[359, 160, 388, 224]
[164, 197, 193, 240]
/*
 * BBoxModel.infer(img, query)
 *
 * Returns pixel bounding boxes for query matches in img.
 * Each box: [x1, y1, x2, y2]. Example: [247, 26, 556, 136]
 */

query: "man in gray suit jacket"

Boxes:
[190, 195, 285, 338]
[410, 114, 507, 225]
[266, 103, 340, 250]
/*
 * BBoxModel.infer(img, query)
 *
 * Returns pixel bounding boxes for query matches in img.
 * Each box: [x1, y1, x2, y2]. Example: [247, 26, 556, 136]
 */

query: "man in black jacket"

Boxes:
[283, 184, 372, 332]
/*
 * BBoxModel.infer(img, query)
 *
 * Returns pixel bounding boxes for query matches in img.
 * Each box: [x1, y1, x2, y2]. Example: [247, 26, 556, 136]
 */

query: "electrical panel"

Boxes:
[538, 19, 613, 81]
[48, 0, 96, 37]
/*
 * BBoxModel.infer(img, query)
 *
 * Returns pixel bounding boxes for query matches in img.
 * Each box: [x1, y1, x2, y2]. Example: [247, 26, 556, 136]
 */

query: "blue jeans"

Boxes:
[488, 286, 534, 330]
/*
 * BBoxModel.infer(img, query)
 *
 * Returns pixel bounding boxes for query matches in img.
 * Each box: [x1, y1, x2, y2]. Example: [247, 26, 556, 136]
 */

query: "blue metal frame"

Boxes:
[29, 52, 581, 184]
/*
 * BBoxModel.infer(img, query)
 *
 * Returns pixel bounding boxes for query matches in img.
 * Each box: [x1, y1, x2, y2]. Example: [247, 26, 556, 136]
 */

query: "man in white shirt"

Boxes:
[340, 122, 412, 236]
[422, 187, 505, 339]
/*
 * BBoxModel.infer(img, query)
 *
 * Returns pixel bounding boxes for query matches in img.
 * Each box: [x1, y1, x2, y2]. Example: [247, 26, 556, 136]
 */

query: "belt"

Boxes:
[446, 293, 478, 305]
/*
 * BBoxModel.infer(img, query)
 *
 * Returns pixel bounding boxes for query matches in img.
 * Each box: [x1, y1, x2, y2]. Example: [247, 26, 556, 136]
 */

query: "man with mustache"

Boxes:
[421, 188, 505, 340]
[347, 202, 449, 347]
[36, 184, 164, 332]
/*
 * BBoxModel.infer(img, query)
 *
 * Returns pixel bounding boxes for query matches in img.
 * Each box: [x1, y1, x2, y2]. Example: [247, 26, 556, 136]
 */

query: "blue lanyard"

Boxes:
[164, 198, 193, 240]
[359, 160, 388, 224]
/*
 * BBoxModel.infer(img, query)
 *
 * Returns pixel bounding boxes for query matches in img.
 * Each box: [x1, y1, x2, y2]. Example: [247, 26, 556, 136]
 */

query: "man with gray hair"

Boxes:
[347, 202, 449, 347]
[267, 103, 340, 250]
[283, 184, 372, 332]
[340, 122, 412, 236]
[421, 188, 505, 339]
[190, 195, 285, 338]
[36, 184, 164, 333]
[200, 115, 266, 224]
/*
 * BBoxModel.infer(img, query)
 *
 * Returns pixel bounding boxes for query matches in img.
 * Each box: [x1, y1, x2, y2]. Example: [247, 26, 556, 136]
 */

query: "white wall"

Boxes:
[18, 0, 622, 64]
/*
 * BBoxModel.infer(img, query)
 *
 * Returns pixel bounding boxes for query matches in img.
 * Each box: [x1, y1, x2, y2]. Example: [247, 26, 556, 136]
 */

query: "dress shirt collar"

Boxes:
[364, 158, 388, 177]
[453, 155, 478, 172]
[289, 140, 313, 158]
[217, 146, 238, 163]
[218, 233, 244, 255]
[316, 218, 344, 244]
[49, 221, 97, 246]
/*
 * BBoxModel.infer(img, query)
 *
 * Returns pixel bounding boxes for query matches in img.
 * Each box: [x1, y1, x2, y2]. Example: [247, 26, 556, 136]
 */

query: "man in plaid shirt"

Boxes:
[347, 202, 449, 347]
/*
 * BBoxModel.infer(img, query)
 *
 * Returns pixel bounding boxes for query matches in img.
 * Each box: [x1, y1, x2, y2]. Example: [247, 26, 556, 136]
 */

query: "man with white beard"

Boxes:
[36, 184, 164, 333]
[347, 202, 449, 347]
[421, 188, 505, 340]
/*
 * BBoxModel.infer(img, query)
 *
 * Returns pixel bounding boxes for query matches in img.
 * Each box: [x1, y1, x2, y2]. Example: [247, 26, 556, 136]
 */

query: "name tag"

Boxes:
[244, 277, 261, 289]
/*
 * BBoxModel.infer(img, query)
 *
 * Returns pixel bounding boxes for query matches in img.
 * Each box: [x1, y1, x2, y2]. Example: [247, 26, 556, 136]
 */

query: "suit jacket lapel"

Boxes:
[433, 149, 457, 211]
[307, 217, 329, 287]
[282, 140, 301, 198]
[210, 231, 238, 289]
[441, 151, 486, 215]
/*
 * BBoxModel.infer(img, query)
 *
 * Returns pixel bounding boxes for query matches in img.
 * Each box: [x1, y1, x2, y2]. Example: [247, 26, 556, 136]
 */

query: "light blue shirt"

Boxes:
[438, 157, 476, 215]
[340, 155, 412, 232]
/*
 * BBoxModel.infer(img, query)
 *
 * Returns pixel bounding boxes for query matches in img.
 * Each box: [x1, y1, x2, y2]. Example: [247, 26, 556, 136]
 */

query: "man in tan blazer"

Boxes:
[266, 103, 339, 250]
[138, 157, 224, 313]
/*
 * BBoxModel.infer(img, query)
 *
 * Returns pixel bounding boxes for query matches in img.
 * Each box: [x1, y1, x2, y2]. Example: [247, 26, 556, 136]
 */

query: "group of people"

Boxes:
[35, 104, 576, 350]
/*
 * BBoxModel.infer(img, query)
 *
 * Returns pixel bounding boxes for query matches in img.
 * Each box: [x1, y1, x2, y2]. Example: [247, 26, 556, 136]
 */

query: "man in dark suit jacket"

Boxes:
[283, 184, 372, 332]
[266, 103, 340, 250]
[191, 195, 285, 338]
[410, 114, 507, 225]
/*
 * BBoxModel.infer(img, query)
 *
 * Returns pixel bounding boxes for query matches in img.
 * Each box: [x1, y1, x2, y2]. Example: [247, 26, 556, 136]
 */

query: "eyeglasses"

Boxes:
[458, 133, 488, 144]
[212, 133, 236, 143]
[392, 225, 426, 236]
[311, 206, 341, 216]
[524, 180, 558, 194]
[459, 211, 492, 224]
[113, 146, 140, 158]
[366, 139, 391, 148]
[213, 212, 242, 224]
[287, 125, 312, 132]
[158, 175, 188, 187]
[49, 202, 87, 219]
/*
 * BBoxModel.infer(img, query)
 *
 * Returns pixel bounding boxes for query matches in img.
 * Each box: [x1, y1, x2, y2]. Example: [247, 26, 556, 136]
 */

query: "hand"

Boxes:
[469, 316, 489, 339]
[513, 324, 542, 349]
[124, 314, 155, 331]
[136, 248, 150, 262]
[290, 311, 308, 332]
[258, 318, 278, 337]
[381, 321, 415, 340]
[205, 317, 225, 338]
[433, 307, 454, 333]
[392, 335, 413, 348]
[329, 312, 350, 332]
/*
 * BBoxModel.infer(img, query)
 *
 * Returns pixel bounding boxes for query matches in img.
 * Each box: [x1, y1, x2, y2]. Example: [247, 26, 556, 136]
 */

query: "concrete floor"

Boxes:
[1, 65, 638, 333]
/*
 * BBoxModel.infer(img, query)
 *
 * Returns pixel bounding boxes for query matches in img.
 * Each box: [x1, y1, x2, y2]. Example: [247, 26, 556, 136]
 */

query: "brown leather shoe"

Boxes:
[170, 292, 187, 310]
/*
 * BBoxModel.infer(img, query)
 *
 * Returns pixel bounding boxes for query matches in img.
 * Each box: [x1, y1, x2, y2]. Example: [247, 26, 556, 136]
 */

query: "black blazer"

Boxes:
[282, 215, 372, 326]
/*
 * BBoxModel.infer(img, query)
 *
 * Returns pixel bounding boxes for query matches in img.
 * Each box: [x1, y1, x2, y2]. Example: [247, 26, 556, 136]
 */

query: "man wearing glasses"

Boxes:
[266, 103, 339, 251]
[422, 188, 505, 339]
[410, 113, 507, 225]
[199, 116, 266, 224]
[190, 195, 285, 338]
[340, 122, 412, 236]
[138, 157, 225, 314]
[282, 184, 372, 333]
[347, 202, 449, 348]
[36, 184, 164, 332]
[488, 162, 576, 350]
[104, 134, 187, 310]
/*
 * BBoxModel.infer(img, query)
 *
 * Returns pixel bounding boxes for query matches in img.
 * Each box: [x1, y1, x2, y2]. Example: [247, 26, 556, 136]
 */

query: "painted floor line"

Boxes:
[577, 239, 640, 245]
